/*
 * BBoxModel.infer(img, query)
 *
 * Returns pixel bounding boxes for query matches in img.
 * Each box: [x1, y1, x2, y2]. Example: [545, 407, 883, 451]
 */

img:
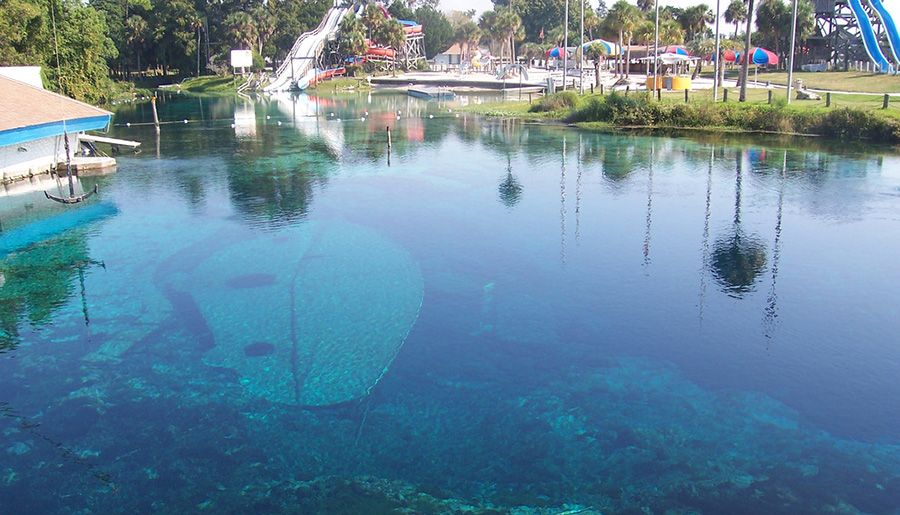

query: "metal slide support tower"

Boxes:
[809, 0, 892, 69]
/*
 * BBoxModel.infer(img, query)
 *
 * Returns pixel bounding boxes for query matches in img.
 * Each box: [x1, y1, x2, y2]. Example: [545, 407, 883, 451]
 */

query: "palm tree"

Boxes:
[339, 16, 367, 58]
[678, 4, 713, 42]
[739, 0, 755, 101]
[584, 42, 608, 85]
[225, 12, 257, 50]
[608, 1, 641, 76]
[688, 37, 715, 78]
[659, 20, 685, 45]
[499, 8, 523, 65]
[190, 17, 204, 76]
[363, 4, 386, 39]
[455, 20, 481, 62]
[724, 0, 747, 38]
[373, 18, 406, 76]
[125, 15, 149, 76]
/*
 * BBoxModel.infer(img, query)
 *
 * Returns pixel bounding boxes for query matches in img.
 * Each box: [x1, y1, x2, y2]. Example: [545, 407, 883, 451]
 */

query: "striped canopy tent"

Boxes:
[580, 39, 623, 56]
[663, 45, 690, 56]
[739, 47, 779, 65]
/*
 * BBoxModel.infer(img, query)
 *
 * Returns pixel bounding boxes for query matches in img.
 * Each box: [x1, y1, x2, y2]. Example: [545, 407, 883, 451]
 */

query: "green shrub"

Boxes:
[530, 91, 580, 112]
[345, 64, 362, 77]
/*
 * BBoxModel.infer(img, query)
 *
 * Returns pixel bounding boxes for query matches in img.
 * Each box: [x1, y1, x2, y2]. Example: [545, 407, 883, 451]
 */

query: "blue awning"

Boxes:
[0, 115, 111, 148]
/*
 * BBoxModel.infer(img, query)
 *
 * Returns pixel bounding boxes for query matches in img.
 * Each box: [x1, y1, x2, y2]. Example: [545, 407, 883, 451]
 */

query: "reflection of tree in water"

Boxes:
[498, 156, 523, 208]
[226, 150, 332, 229]
[711, 150, 767, 298]
[0, 232, 95, 352]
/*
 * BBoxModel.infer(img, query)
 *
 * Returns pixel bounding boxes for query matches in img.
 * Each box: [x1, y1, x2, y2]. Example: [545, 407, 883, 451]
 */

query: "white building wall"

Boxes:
[0, 134, 65, 181]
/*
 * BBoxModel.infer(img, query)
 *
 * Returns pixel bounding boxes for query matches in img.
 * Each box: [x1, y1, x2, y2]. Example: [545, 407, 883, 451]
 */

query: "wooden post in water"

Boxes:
[826, 92, 831, 107]
[151, 95, 160, 132]
[386, 126, 392, 150]
[884, 94, 890, 109]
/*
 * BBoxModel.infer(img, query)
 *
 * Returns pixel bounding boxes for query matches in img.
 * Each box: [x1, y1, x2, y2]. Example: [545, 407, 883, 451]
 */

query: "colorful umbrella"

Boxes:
[664, 45, 690, 56]
[739, 47, 778, 65]
[580, 39, 622, 56]
[545, 46, 571, 58]
[708, 49, 737, 62]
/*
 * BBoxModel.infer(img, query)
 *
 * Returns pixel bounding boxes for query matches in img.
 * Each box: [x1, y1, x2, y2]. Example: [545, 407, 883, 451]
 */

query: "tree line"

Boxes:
[0, 0, 816, 104]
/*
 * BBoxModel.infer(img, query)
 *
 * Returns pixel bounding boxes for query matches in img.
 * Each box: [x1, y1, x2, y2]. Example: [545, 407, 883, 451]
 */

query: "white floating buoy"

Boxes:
[361, 117, 366, 121]
[396, 115, 401, 120]
[183, 119, 188, 124]
[231, 123, 236, 128]
[397, 110, 401, 115]
[364, 111, 368, 116]
[277, 120, 282, 126]
[126, 122, 131, 127]
[329, 112, 334, 117]
[336, 118, 341, 122]
[429, 114, 433, 119]
[455, 114, 459, 117]
[447, 109, 452, 113]
[266, 115, 271, 120]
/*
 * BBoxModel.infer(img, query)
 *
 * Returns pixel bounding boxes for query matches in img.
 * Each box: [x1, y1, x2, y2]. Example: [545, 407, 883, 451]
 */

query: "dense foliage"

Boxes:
[562, 92, 900, 143]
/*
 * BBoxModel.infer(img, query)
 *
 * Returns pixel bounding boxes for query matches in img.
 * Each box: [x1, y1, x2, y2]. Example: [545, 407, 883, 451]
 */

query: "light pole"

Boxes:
[714, 0, 721, 101]
[786, 0, 799, 103]
[580, 0, 585, 93]
[563, 0, 569, 90]
[654, 0, 660, 92]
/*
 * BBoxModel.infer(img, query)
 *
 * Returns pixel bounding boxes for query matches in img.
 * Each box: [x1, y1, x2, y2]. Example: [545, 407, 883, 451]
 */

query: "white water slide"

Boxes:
[264, 3, 352, 92]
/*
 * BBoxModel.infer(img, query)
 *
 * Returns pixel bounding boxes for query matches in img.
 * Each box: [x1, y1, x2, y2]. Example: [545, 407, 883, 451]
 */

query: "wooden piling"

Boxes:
[884, 94, 890, 109]
[723, 89, 728, 102]
[386, 126, 392, 150]
[826, 92, 831, 107]
[768, 90, 773, 104]
[684, 89, 689, 102]
[151, 95, 160, 132]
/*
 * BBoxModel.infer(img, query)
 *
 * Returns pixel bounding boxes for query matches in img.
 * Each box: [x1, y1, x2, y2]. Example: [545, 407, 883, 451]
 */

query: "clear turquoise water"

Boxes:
[2, 91, 900, 513]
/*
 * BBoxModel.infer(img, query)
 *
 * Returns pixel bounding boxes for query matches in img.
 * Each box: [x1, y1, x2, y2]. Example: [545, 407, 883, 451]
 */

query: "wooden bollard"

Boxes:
[723, 88, 728, 102]
[625, 85, 630, 96]
[884, 94, 890, 109]
[684, 89, 689, 102]
[600, 84, 604, 95]
[151, 95, 160, 132]
[386, 126, 392, 150]
[768, 90, 773, 104]
[826, 92, 831, 107]
[590, 84, 594, 94]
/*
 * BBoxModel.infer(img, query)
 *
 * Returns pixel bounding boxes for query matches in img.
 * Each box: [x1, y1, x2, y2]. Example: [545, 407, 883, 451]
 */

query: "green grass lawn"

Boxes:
[704, 69, 900, 93]
[177, 76, 238, 92]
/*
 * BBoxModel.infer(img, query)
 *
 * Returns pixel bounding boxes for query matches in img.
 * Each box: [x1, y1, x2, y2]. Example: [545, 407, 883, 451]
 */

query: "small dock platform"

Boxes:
[407, 87, 455, 100]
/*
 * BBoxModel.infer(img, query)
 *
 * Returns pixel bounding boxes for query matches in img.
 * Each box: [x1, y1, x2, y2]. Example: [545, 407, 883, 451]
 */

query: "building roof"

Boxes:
[438, 43, 462, 55]
[0, 74, 112, 148]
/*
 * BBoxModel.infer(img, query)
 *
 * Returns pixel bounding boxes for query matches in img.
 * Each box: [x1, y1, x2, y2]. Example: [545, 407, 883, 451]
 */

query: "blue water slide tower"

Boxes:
[808, 0, 900, 72]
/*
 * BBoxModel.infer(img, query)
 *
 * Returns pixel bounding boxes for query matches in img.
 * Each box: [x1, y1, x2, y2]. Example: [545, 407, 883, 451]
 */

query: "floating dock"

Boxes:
[407, 87, 455, 100]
